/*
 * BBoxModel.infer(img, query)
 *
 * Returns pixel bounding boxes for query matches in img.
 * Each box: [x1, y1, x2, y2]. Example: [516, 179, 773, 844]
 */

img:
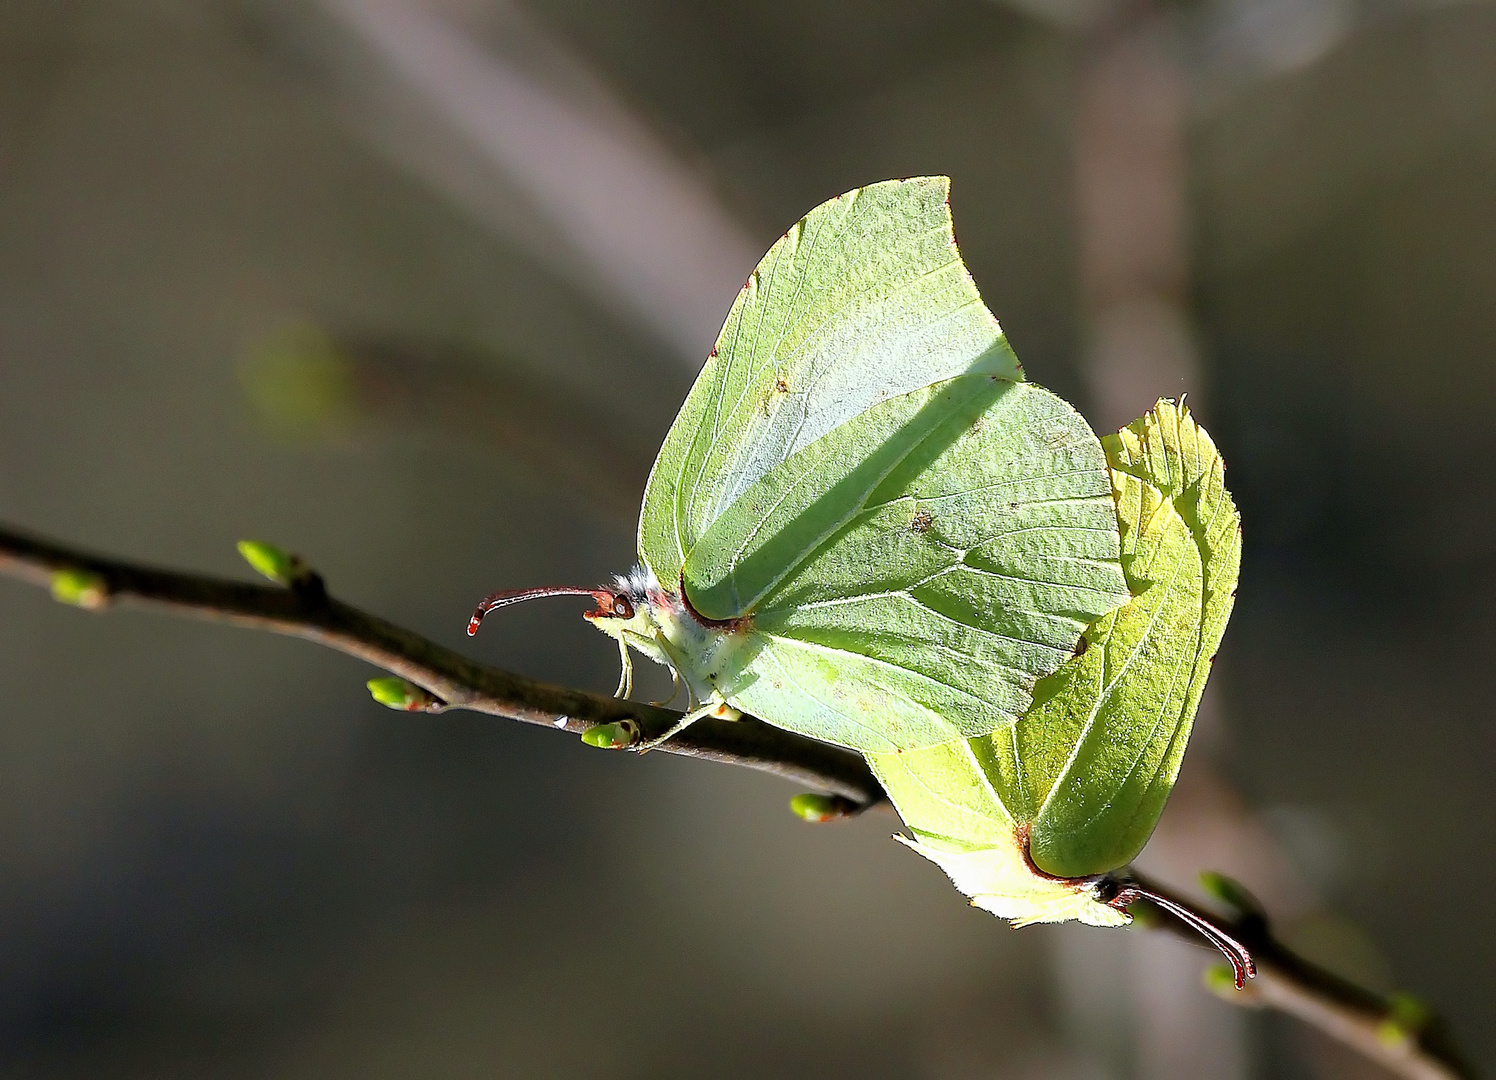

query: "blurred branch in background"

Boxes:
[1071, 11, 1231, 1077]
[1076, 17, 1198, 436]
[238, 321, 656, 522]
[0, 523, 1474, 1080]
[255, 0, 759, 362]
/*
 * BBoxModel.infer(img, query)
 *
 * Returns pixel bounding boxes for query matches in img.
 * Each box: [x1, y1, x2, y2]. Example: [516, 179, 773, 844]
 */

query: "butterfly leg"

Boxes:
[649, 665, 682, 708]
[613, 635, 634, 699]
[637, 696, 741, 753]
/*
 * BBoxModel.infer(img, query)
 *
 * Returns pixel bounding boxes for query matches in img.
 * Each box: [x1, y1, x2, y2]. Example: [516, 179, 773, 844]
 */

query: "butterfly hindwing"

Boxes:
[861, 400, 1240, 925]
[987, 399, 1242, 877]
[866, 739, 1130, 927]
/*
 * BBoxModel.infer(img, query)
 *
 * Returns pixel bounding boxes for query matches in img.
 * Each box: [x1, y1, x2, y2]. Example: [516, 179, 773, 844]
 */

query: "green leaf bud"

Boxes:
[789, 793, 860, 822]
[366, 677, 443, 712]
[237, 540, 323, 597]
[1199, 871, 1264, 920]
[238, 540, 297, 584]
[238, 321, 358, 440]
[1124, 900, 1160, 929]
[50, 569, 108, 610]
[1377, 993, 1430, 1048]
[581, 720, 639, 749]
[1203, 964, 1242, 998]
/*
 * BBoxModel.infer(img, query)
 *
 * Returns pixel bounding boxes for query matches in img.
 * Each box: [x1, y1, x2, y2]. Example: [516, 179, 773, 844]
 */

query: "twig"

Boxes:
[0, 523, 1473, 1079]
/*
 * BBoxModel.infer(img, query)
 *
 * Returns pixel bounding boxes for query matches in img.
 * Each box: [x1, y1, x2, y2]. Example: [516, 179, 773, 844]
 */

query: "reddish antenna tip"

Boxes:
[1106, 881, 1256, 989]
[465, 585, 615, 637]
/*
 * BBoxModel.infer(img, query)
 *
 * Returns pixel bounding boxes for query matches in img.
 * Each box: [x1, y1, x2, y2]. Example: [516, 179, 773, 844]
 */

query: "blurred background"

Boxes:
[0, 0, 1492, 1076]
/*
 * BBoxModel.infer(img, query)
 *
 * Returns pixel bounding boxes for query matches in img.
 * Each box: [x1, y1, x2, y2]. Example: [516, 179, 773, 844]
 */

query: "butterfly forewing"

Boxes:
[691, 381, 1130, 753]
[638, 177, 1020, 591]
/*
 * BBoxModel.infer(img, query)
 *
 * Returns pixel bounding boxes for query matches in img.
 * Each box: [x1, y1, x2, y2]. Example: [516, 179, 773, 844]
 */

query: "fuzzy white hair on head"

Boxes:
[611, 565, 658, 604]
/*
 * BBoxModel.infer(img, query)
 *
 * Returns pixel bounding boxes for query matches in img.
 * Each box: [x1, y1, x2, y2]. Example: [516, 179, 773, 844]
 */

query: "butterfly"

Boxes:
[467, 179, 1251, 982]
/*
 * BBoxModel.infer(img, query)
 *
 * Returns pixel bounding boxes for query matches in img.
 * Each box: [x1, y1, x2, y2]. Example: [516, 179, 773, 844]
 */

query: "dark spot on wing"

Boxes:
[761, 375, 791, 416]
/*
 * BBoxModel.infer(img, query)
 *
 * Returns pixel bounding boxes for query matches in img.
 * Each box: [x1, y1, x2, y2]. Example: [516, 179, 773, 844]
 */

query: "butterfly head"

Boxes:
[580, 566, 665, 638]
[467, 567, 731, 705]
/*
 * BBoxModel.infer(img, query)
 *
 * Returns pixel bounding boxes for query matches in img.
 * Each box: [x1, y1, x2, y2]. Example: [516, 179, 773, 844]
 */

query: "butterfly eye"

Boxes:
[611, 594, 634, 619]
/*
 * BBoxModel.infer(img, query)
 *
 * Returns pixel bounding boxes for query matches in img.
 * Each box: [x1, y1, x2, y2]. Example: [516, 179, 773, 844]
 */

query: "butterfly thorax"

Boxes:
[585, 565, 756, 704]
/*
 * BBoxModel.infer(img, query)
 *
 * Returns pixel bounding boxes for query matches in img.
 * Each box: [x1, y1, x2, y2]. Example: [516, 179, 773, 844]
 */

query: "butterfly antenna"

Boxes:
[1108, 882, 1257, 989]
[467, 586, 611, 636]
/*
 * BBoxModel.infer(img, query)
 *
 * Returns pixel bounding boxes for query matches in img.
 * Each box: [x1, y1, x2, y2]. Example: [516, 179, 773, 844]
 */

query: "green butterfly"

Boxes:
[469, 179, 1249, 980]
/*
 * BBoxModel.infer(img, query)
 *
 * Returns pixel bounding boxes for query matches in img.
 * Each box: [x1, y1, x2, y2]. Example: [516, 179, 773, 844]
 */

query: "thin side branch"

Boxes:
[1130, 876, 1474, 1080]
[0, 524, 1472, 1080]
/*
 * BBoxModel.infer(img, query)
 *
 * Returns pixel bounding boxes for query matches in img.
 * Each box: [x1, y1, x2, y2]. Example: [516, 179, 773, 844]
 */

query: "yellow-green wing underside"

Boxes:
[868, 400, 1242, 921]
